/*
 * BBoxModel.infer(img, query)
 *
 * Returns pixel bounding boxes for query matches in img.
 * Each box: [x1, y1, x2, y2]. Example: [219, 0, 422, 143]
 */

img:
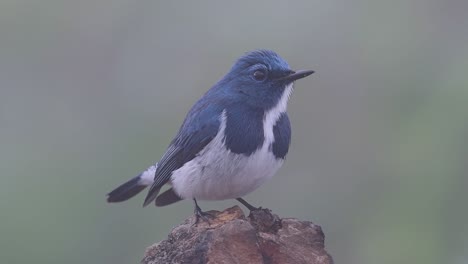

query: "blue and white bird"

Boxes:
[107, 50, 314, 220]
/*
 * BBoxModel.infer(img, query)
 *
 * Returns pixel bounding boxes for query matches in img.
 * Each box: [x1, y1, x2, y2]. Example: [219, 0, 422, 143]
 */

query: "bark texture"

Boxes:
[142, 206, 333, 264]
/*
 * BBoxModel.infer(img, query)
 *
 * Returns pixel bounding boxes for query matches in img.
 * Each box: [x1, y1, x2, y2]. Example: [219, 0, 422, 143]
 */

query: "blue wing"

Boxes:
[143, 100, 224, 206]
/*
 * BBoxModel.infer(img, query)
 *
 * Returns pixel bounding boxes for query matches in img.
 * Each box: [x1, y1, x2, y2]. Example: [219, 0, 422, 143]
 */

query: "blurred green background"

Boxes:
[1, 1, 467, 263]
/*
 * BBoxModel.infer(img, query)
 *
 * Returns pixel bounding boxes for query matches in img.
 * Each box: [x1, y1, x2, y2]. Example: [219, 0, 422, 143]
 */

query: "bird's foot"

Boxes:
[194, 209, 215, 225]
[192, 199, 214, 225]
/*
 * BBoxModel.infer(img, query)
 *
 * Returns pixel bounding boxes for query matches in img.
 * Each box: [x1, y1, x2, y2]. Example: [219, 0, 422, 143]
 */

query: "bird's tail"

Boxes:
[106, 164, 157, 203]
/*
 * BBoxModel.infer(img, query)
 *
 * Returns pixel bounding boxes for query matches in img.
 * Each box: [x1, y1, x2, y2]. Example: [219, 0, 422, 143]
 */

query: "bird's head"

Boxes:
[218, 50, 314, 110]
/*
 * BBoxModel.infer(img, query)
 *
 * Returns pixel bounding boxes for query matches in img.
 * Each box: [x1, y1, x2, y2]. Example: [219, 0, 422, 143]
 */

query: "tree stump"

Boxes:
[142, 206, 333, 264]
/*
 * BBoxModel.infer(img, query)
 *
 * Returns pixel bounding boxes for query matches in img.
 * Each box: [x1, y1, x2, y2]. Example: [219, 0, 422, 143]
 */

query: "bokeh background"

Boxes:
[1, 1, 467, 263]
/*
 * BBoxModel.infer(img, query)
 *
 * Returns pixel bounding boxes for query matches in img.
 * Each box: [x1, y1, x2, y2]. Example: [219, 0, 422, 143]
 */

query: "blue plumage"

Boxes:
[224, 105, 264, 155]
[271, 113, 291, 159]
[107, 49, 314, 219]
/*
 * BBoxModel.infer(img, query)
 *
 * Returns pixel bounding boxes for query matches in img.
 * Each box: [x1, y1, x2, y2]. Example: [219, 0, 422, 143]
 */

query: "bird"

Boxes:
[107, 50, 314, 221]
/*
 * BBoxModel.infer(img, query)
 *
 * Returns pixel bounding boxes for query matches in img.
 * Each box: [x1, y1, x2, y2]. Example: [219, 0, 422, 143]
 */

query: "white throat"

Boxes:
[262, 83, 293, 147]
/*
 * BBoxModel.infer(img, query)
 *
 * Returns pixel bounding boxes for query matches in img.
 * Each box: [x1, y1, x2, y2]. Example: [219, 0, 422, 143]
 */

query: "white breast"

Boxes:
[170, 84, 293, 201]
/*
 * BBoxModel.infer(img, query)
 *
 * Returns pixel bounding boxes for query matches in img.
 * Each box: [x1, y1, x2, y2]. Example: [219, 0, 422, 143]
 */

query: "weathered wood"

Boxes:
[141, 206, 333, 264]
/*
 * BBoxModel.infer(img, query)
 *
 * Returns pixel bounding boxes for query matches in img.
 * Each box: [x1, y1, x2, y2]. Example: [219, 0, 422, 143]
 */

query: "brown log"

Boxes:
[142, 206, 333, 264]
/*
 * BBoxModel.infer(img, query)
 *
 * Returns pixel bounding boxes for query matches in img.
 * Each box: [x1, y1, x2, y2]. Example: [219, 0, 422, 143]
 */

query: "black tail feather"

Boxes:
[156, 188, 183, 207]
[107, 175, 148, 203]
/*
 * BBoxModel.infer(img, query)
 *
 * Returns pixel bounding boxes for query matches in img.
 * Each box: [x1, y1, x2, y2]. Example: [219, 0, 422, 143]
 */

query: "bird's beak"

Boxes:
[277, 70, 315, 82]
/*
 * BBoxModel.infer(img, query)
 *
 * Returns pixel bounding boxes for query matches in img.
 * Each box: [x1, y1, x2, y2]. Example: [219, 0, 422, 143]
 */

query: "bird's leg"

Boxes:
[193, 198, 214, 224]
[236, 197, 262, 211]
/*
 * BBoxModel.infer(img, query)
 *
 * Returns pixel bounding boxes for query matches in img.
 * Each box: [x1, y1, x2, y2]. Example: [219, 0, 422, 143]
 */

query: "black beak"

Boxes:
[277, 69, 315, 82]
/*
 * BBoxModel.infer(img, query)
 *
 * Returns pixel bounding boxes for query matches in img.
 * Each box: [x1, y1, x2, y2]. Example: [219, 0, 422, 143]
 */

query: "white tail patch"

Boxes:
[138, 164, 157, 185]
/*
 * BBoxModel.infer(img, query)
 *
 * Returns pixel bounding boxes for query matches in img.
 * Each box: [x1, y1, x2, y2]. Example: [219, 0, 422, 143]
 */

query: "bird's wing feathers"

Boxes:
[143, 102, 223, 206]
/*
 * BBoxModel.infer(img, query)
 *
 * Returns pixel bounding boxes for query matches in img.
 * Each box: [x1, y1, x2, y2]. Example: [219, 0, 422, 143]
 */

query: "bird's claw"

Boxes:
[192, 199, 215, 225]
[194, 209, 214, 225]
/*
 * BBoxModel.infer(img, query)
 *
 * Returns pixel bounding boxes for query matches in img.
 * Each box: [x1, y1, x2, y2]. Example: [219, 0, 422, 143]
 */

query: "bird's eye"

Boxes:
[253, 70, 267, 81]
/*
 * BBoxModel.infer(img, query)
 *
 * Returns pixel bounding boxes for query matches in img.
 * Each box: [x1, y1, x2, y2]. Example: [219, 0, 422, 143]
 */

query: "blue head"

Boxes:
[214, 50, 314, 110]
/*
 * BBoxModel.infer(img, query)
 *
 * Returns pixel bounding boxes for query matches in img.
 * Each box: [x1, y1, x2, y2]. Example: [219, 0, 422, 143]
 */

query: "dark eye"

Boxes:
[253, 70, 267, 81]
